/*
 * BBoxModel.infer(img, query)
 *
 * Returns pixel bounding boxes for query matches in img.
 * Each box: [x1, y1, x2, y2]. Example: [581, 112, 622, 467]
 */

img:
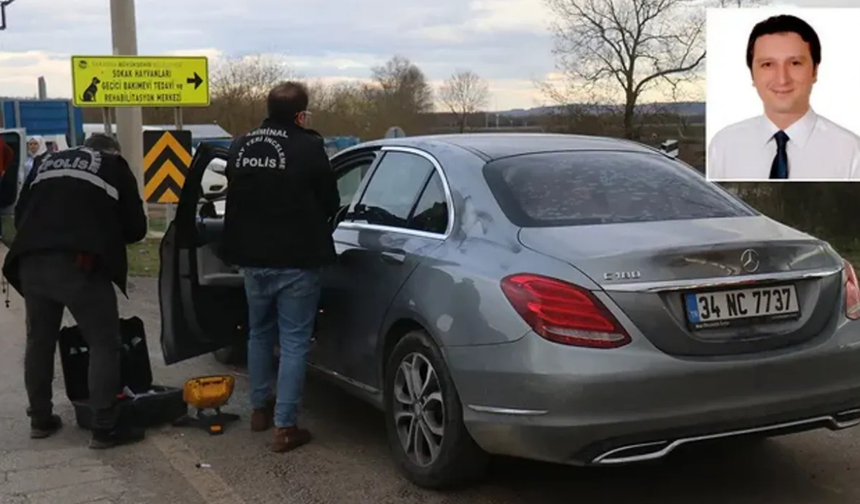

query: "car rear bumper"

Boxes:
[444, 321, 860, 465]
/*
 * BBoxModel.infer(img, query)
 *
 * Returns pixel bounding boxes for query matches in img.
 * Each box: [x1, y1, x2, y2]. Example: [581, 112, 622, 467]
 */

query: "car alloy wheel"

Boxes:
[384, 329, 489, 490]
[393, 352, 445, 468]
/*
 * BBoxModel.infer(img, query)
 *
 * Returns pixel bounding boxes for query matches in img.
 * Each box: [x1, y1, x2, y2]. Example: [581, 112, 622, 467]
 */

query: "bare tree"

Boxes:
[370, 55, 435, 114]
[306, 80, 377, 137]
[358, 55, 435, 136]
[211, 54, 293, 100]
[209, 54, 298, 134]
[439, 70, 491, 133]
[119, 54, 441, 142]
[534, 77, 620, 136]
[544, 0, 710, 139]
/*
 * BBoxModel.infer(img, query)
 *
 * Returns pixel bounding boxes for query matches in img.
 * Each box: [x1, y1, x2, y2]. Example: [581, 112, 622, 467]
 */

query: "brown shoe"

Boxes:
[271, 426, 312, 453]
[250, 397, 275, 432]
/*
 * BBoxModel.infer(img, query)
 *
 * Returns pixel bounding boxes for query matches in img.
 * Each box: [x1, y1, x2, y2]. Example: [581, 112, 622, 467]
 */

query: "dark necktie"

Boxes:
[770, 130, 790, 179]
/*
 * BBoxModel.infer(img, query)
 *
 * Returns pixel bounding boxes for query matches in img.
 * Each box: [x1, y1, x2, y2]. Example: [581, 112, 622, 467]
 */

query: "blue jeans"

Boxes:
[243, 267, 321, 428]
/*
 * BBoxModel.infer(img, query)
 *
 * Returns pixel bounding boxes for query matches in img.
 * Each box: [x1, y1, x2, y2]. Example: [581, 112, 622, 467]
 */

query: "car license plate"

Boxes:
[684, 284, 800, 329]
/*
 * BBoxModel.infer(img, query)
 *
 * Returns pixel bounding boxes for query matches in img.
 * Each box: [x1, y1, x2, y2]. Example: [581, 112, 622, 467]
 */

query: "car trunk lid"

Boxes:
[518, 216, 845, 357]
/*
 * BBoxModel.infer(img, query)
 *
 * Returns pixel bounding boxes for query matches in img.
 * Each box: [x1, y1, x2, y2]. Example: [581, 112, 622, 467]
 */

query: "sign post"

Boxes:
[102, 107, 113, 137]
[168, 109, 184, 226]
[71, 55, 209, 233]
[661, 139, 679, 158]
[384, 126, 406, 138]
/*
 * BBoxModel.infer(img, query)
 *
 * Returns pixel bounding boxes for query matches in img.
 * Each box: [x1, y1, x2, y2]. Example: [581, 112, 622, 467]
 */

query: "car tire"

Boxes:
[213, 343, 247, 366]
[384, 329, 488, 490]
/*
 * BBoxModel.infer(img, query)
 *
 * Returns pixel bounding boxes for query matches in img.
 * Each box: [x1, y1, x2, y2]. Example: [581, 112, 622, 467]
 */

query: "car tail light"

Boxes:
[500, 273, 631, 348]
[844, 259, 860, 320]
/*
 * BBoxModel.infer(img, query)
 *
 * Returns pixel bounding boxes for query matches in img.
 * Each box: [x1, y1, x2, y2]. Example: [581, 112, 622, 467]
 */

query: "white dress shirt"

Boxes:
[707, 108, 860, 181]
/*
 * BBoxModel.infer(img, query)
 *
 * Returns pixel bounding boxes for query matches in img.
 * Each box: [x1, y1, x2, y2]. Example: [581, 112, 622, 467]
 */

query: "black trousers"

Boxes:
[19, 251, 121, 430]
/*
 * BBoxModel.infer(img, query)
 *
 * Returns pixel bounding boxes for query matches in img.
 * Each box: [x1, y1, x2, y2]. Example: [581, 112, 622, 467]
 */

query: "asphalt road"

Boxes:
[1, 272, 860, 503]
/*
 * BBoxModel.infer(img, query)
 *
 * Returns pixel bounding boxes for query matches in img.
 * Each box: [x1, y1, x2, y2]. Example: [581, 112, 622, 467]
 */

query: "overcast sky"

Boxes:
[0, 0, 855, 111]
[0, 0, 563, 111]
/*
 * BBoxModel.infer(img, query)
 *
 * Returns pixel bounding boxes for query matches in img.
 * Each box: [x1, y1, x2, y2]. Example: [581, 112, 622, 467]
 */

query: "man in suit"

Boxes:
[708, 14, 860, 180]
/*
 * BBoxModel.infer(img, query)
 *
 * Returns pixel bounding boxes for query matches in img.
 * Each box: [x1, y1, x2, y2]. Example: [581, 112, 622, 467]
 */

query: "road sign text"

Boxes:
[71, 56, 209, 108]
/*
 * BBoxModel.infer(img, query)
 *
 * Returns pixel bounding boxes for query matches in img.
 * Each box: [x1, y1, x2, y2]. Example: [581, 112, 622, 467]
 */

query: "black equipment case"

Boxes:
[58, 316, 187, 430]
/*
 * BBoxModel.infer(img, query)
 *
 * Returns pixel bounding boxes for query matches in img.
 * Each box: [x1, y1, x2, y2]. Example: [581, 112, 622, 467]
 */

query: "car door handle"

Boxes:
[381, 250, 406, 264]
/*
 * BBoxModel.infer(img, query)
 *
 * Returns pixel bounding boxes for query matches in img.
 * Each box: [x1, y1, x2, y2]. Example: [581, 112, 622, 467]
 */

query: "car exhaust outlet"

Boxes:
[833, 408, 860, 426]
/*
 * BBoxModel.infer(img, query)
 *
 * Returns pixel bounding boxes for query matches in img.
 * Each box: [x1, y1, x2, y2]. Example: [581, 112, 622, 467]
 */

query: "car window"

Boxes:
[408, 171, 448, 234]
[355, 151, 434, 228]
[483, 151, 757, 227]
[337, 159, 375, 206]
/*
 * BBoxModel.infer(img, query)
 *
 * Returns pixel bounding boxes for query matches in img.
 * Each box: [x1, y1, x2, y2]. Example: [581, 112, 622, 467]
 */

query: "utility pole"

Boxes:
[109, 0, 145, 205]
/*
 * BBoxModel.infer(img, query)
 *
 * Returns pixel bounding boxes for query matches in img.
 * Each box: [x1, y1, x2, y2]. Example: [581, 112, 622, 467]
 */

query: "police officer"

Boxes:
[2, 133, 148, 449]
[221, 81, 340, 453]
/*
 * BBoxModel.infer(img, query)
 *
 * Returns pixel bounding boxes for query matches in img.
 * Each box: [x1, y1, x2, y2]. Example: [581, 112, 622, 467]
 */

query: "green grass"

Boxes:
[148, 216, 168, 232]
[128, 238, 161, 277]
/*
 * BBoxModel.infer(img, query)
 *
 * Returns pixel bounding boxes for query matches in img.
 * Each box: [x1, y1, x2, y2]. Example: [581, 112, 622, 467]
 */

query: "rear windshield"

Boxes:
[483, 150, 756, 227]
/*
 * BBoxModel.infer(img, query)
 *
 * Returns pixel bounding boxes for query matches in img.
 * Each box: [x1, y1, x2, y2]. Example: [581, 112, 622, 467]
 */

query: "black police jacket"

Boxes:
[2, 146, 148, 296]
[220, 119, 341, 269]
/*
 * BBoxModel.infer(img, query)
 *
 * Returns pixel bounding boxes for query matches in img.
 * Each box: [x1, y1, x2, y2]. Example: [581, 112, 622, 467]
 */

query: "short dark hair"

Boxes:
[267, 81, 309, 123]
[746, 14, 821, 70]
[84, 133, 121, 154]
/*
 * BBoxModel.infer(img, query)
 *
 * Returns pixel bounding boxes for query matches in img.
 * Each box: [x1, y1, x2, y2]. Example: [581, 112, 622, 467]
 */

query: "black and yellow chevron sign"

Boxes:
[143, 130, 193, 204]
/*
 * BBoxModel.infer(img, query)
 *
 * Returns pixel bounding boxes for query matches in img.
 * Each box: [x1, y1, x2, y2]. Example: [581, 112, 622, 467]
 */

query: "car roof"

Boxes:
[341, 132, 662, 161]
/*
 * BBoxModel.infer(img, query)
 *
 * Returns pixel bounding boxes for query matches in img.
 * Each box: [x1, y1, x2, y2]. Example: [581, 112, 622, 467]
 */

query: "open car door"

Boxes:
[0, 128, 27, 246]
[159, 143, 247, 365]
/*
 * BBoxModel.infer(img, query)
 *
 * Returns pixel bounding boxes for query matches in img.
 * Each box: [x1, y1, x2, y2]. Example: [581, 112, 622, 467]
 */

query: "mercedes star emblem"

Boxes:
[740, 249, 760, 273]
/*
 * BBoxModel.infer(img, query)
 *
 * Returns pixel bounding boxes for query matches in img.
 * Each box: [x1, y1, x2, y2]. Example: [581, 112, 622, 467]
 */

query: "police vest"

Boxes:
[29, 147, 119, 200]
[232, 127, 291, 172]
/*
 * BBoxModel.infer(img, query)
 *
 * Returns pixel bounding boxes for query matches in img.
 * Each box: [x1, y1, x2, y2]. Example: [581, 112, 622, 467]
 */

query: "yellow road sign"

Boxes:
[71, 55, 210, 107]
[143, 130, 192, 204]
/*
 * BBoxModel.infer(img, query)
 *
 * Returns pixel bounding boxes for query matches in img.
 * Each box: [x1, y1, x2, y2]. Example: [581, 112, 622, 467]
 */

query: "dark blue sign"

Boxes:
[324, 136, 360, 155]
[1, 99, 84, 145]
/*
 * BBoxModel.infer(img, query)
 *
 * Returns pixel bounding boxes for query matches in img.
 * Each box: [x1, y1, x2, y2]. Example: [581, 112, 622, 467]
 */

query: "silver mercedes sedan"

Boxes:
[159, 133, 860, 490]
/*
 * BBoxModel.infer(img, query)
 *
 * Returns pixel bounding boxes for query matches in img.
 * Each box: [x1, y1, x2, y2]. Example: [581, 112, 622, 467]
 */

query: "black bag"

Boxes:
[58, 316, 187, 430]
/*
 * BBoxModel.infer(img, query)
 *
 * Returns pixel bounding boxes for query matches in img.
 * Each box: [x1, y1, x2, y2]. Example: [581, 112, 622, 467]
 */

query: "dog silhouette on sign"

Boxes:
[82, 77, 101, 102]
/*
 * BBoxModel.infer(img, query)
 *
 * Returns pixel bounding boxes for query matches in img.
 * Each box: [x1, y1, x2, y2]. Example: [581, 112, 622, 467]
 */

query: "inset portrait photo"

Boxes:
[706, 7, 860, 181]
